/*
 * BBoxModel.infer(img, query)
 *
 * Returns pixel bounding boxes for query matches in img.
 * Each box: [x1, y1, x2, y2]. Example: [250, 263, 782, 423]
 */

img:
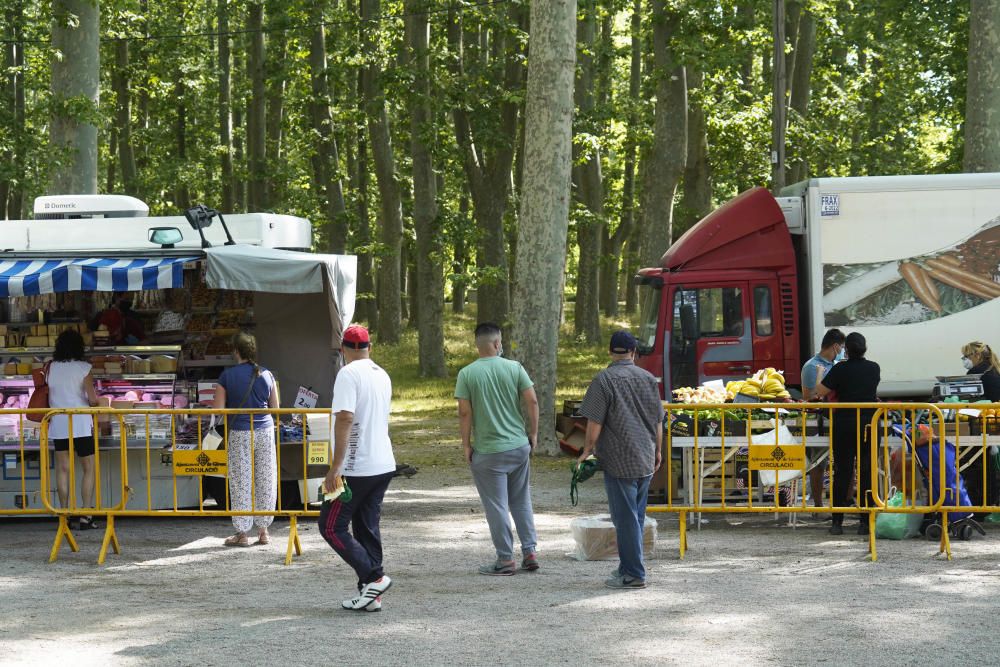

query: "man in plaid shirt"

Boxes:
[577, 330, 663, 589]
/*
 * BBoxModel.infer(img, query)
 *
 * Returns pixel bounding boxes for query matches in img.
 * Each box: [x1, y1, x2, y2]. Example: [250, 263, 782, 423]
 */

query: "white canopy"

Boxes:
[204, 244, 356, 326]
[204, 244, 358, 408]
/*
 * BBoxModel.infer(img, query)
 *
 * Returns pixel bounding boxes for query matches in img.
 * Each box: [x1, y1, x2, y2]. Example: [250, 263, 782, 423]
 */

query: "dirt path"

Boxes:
[3, 466, 1000, 665]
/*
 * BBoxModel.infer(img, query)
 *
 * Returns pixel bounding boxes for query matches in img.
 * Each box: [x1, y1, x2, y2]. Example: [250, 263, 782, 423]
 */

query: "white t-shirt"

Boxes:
[46, 360, 94, 439]
[331, 358, 395, 477]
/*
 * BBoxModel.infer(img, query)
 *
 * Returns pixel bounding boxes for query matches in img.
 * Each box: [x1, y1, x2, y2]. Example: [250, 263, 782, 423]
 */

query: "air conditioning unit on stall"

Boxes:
[33, 194, 150, 220]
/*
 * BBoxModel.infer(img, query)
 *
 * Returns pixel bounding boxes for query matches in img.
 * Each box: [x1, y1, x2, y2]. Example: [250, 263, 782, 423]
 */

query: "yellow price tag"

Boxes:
[748, 443, 806, 471]
[308, 441, 330, 466]
[174, 450, 228, 476]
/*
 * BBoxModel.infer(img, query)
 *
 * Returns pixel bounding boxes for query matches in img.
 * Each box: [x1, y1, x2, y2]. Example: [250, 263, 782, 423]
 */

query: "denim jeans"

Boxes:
[604, 473, 652, 581]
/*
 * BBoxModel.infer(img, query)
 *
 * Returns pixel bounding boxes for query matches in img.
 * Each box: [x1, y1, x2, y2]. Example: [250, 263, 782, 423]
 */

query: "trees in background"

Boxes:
[0, 0, 987, 433]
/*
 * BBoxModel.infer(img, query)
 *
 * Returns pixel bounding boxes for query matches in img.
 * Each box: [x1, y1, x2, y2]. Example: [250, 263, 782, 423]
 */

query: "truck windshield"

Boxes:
[636, 281, 661, 354]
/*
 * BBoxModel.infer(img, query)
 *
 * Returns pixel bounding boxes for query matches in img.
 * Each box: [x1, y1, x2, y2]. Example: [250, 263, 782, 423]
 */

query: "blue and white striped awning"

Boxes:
[0, 256, 198, 297]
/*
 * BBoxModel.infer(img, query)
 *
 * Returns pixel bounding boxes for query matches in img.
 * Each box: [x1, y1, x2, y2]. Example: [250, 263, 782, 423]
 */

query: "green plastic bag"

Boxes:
[570, 456, 600, 506]
[875, 490, 922, 540]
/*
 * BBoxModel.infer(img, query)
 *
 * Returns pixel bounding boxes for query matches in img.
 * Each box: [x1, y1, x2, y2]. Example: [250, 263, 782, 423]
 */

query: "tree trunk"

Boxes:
[605, 0, 642, 316]
[770, 0, 787, 194]
[447, 6, 523, 326]
[113, 40, 138, 196]
[218, 0, 235, 212]
[677, 67, 712, 237]
[787, 8, 815, 184]
[106, 124, 117, 192]
[407, 0, 446, 376]
[637, 2, 686, 268]
[174, 77, 190, 207]
[737, 2, 755, 97]
[361, 0, 403, 342]
[1, 0, 23, 217]
[964, 0, 1000, 172]
[233, 51, 246, 211]
[571, 0, 603, 344]
[353, 69, 377, 326]
[452, 194, 470, 313]
[49, 0, 100, 194]
[246, 2, 267, 211]
[512, 0, 576, 456]
[264, 2, 287, 207]
[308, 11, 349, 253]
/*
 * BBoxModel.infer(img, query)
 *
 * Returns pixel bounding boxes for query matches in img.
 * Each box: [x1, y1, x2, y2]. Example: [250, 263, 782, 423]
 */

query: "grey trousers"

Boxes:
[470, 444, 538, 560]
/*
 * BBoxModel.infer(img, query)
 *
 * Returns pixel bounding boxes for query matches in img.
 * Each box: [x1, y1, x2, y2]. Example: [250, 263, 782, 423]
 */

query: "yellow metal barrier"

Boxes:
[0, 408, 63, 516]
[651, 402, 953, 561]
[37, 407, 333, 565]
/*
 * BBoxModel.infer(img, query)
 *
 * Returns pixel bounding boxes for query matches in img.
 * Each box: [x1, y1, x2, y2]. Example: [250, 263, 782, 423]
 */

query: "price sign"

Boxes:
[295, 386, 319, 409]
[308, 441, 330, 466]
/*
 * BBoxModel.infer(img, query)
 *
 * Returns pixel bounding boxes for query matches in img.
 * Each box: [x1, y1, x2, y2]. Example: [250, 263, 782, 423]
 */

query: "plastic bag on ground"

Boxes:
[875, 490, 922, 540]
[569, 514, 657, 561]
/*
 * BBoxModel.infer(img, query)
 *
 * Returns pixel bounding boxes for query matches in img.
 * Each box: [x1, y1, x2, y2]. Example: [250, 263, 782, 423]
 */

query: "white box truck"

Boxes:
[634, 173, 1000, 398]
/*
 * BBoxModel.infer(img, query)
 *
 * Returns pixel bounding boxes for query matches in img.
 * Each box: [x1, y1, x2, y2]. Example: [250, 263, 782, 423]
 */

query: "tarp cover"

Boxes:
[205, 245, 358, 408]
[204, 244, 356, 328]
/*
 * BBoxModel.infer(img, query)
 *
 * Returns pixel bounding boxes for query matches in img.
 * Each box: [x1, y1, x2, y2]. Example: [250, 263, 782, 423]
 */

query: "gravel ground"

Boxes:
[3, 465, 1000, 666]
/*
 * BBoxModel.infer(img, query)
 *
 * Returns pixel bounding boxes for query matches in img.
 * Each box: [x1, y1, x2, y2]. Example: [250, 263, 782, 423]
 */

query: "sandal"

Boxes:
[224, 533, 249, 547]
[79, 517, 100, 531]
[255, 530, 270, 546]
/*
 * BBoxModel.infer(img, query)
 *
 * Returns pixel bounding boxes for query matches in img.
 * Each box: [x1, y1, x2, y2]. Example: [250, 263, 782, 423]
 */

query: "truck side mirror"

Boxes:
[680, 304, 698, 340]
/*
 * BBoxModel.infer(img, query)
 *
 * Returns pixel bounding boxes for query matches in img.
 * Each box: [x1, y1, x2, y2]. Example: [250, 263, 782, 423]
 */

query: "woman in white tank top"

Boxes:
[47, 330, 99, 529]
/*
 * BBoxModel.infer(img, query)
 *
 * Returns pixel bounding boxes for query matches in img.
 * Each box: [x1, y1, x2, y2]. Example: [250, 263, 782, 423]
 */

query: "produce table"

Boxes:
[665, 432, 1000, 525]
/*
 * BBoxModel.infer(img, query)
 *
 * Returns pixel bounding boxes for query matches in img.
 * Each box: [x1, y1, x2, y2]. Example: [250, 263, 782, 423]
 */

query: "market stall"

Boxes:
[0, 198, 356, 511]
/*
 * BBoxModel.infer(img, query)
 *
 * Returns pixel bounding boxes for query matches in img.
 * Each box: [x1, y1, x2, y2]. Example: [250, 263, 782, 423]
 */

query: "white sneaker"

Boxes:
[342, 594, 381, 612]
[345, 575, 392, 610]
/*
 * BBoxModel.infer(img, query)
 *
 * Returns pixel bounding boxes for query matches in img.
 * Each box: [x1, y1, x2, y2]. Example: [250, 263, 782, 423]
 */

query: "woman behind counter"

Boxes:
[960, 341, 1000, 511]
[962, 341, 1000, 401]
[48, 330, 100, 529]
[214, 332, 280, 547]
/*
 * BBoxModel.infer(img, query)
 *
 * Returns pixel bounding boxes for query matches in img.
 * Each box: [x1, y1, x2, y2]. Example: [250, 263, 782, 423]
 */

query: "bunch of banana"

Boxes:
[726, 368, 791, 400]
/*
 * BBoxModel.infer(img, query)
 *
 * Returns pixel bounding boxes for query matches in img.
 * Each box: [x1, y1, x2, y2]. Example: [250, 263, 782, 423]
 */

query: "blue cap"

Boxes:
[610, 330, 637, 354]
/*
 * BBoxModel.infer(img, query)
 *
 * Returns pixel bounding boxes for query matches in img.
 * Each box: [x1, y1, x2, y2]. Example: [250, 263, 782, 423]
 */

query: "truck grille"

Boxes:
[780, 281, 795, 336]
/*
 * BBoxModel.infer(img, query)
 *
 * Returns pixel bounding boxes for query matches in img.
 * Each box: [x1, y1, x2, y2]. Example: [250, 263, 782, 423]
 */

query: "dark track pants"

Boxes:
[318, 471, 394, 589]
[831, 415, 873, 527]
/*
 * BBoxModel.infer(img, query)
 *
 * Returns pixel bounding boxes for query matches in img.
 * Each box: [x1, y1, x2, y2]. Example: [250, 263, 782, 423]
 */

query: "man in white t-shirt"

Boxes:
[319, 325, 396, 612]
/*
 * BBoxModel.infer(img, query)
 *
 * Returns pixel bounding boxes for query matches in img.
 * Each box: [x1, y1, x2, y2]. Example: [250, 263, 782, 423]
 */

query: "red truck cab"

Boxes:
[635, 187, 802, 399]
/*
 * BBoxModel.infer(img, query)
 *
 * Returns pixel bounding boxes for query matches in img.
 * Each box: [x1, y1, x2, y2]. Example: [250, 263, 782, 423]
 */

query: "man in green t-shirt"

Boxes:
[456, 322, 540, 576]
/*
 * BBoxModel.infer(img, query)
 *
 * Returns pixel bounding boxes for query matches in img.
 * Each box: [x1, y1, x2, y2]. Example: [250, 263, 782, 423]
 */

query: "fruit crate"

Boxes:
[970, 416, 1000, 436]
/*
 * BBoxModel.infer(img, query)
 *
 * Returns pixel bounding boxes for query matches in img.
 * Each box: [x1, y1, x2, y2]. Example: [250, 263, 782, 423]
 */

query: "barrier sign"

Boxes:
[748, 444, 806, 470]
[174, 450, 228, 475]
[307, 441, 330, 466]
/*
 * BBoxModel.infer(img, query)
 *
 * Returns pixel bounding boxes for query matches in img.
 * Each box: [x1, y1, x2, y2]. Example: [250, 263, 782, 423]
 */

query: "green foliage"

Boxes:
[0, 0, 979, 323]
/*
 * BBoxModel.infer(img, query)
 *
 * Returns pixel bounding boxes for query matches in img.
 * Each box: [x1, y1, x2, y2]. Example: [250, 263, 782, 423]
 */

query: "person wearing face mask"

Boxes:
[800, 329, 845, 512]
[815, 332, 880, 536]
[961, 341, 1000, 401]
[959, 341, 1000, 512]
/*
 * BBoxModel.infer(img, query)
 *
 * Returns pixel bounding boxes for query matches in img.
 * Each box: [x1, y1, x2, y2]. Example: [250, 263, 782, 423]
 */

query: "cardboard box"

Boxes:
[946, 422, 971, 438]
[556, 414, 585, 439]
[25, 335, 48, 347]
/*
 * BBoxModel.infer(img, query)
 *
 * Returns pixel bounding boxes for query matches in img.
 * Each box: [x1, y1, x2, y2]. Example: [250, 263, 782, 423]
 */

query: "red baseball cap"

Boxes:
[342, 324, 370, 349]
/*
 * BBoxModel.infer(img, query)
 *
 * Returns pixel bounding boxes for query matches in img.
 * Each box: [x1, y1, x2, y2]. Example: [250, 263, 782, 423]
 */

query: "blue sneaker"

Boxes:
[605, 574, 646, 589]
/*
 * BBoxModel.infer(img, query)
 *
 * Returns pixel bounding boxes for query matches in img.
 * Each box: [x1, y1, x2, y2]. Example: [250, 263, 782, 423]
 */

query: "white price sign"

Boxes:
[294, 386, 319, 409]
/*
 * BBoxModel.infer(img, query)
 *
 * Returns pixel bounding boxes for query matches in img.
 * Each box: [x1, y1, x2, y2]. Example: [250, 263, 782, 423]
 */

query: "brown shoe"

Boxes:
[255, 530, 270, 546]
[224, 532, 249, 547]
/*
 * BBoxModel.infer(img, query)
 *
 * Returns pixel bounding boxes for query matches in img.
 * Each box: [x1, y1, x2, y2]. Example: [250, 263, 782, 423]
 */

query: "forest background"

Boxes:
[2, 0, 999, 453]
